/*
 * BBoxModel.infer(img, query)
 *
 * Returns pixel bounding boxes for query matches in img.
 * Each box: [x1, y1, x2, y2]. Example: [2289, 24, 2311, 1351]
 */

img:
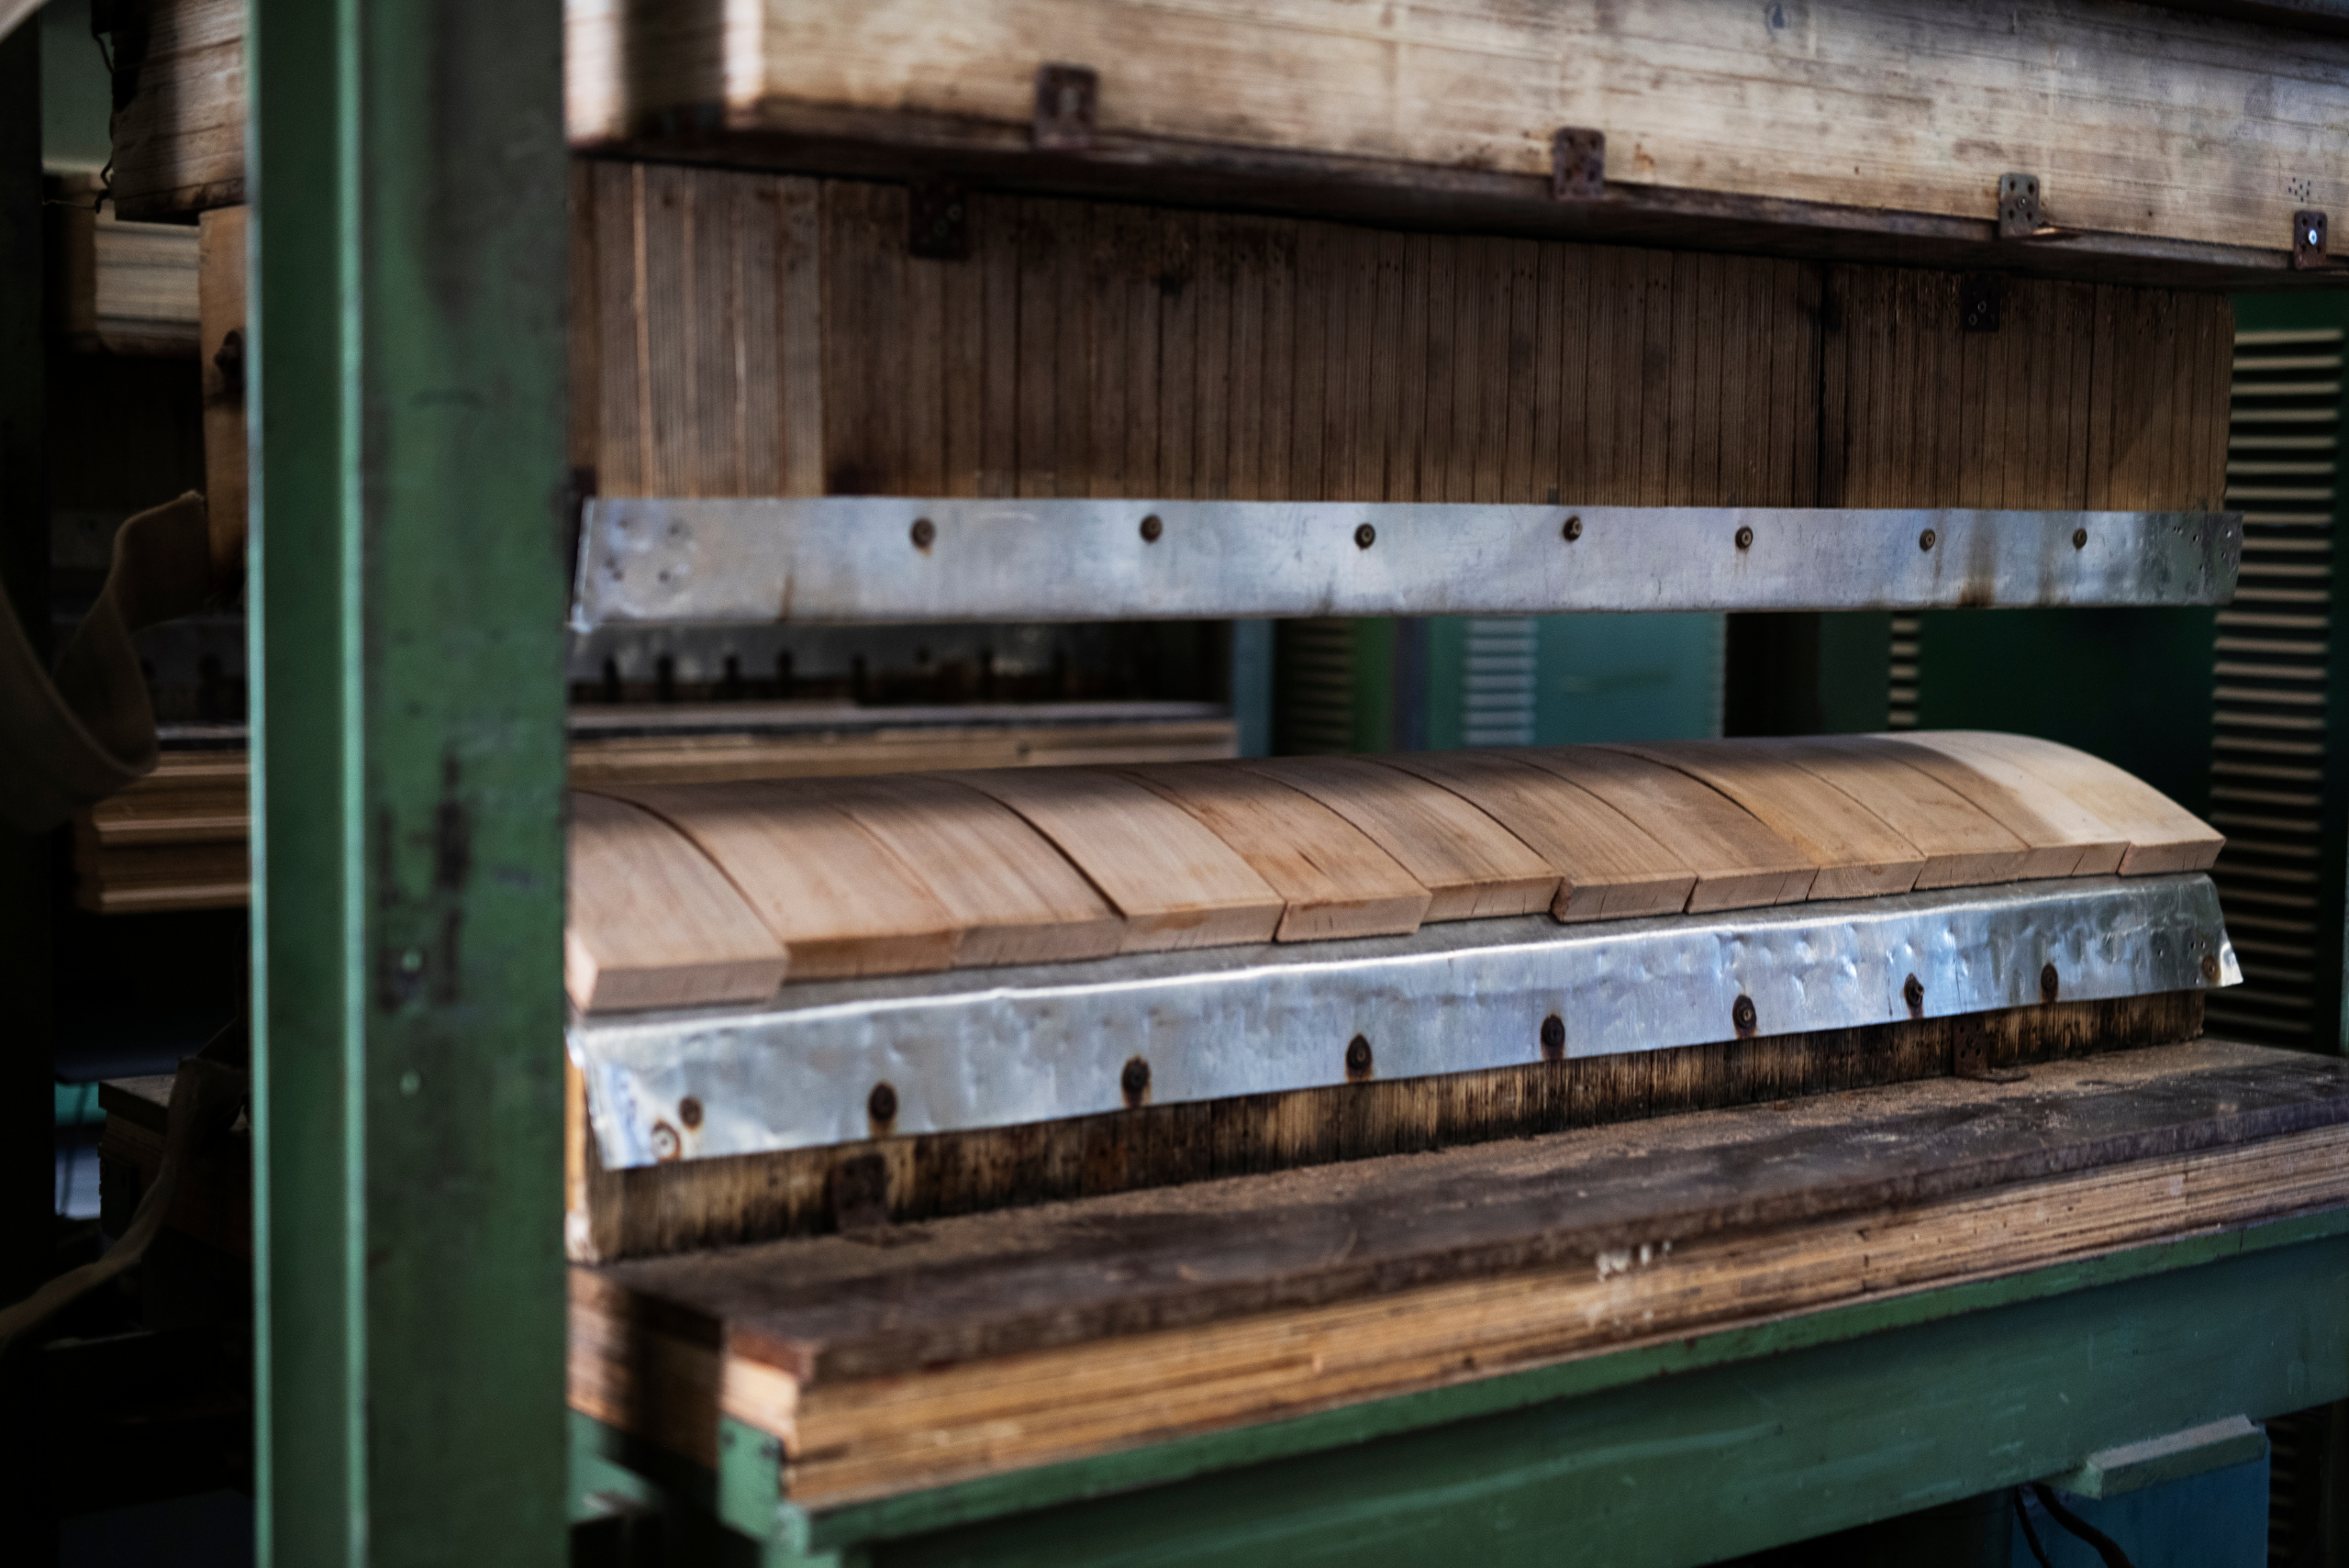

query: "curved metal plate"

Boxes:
[571, 873, 2240, 1168]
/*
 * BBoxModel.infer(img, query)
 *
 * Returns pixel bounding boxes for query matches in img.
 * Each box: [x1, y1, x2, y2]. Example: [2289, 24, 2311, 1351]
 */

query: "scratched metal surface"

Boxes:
[570, 499, 2241, 626]
[570, 873, 2239, 1168]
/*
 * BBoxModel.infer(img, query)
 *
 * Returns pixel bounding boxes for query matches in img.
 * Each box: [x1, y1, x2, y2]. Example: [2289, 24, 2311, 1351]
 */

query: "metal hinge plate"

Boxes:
[1033, 63, 1097, 151]
[1998, 172, 2044, 240]
[1552, 128, 1605, 201]
[2294, 209, 2335, 271]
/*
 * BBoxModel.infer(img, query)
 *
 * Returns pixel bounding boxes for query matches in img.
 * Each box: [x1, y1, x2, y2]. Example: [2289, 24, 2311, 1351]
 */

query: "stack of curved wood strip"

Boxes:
[563, 732, 2222, 1013]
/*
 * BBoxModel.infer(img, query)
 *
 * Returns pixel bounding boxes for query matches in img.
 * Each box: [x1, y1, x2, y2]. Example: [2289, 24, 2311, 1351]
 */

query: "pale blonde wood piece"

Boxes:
[1119, 764, 1432, 941]
[1377, 751, 1692, 921]
[197, 206, 247, 581]
[804, 773, 1125, 967]
[1603, 741, 1923, 901]
[1863, 734, 2128, 876]
[1760, 739, 2033, 890]
[1896, 731, 2223, 875]
[952, 769, 1284, 951]
[601, 781, 961, 980]
[1238, 755, 1558, 921]
[565, 0, 2349, 257]
[565, 792, 789, 1012]
[1514, 748, 1817, 911]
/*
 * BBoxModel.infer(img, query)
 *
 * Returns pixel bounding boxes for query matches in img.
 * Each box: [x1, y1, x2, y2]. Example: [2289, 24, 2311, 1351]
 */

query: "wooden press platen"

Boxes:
[566, 732, 2221, 1012]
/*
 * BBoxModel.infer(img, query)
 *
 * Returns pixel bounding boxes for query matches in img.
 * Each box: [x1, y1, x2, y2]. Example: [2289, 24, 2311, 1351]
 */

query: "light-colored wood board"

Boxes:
[565, 792, 789, 1012]
[805, 773, 1124, 967]
[1376, 751, 1692, 921]
[1238, 756, 1558, 921]
[952, 768, 1283, 951]
[1604, 741, 1923, 900]
[596, 781, 961, 980]
[1760, 739, 2033, 890]
[1846, 734, 2121, 877]
[1513, 748, 1818, 910]
[1120, 764, 1432, 941]
[1899, 731, 2223, 875]
[565, 1, 2349, 256]
[196, 206, 246, 576]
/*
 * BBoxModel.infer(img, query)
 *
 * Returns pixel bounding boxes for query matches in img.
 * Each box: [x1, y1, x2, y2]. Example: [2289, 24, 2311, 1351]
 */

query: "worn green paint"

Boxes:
[865, 1231, 2349, 1567]
[249, 0, 570, 1561]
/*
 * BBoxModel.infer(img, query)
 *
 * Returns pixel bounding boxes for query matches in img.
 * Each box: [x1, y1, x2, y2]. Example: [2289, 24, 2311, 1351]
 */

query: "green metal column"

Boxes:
[249, 0, 570, 1561]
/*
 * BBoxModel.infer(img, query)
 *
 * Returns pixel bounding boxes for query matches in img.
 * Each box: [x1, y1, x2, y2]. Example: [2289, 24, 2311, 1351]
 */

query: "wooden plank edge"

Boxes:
[564, 1122, 2349, 1508]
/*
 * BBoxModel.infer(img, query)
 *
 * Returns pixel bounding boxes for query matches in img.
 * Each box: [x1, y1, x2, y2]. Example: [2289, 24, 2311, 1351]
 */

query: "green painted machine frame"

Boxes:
[200, 5, 2345, 1563]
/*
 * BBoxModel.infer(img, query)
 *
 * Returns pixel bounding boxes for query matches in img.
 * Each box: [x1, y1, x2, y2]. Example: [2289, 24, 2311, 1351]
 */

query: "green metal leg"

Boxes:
[249, 0, 570, 1560]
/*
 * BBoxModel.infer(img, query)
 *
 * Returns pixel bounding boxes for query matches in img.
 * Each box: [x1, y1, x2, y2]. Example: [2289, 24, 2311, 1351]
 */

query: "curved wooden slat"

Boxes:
[564, 792, 788, 1013]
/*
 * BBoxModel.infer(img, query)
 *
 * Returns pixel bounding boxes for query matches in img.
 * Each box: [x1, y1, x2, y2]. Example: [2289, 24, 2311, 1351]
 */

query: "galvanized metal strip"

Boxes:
[570, 874, 2240, 1169]
[571, 499, 2241, 627]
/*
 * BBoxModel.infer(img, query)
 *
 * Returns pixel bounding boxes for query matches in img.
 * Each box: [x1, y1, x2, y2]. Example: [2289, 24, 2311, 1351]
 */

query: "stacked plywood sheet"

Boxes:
[566, 731, 2223, 1011]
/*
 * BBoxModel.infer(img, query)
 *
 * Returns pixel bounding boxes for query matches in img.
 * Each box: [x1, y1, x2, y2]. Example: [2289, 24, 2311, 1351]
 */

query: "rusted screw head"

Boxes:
[2072, 528, 2087, 550]
[1139, 514, 1163, 543]
[1345, 1034, 1375, 1078]
[909, 517, 936, 550]
[1734, 525, 1754, 551]
[649, 1121, 682, 1162]
[2200, 953, 2221, 984]
[1919, 528, 1938, 551]
[1563, 515, 1583, 542]
[1540, 1013, 1566, 1060]
[678, 1095, 704, 1129]
[1354, 522, 1376, 550]
[1731, 995, 1758, 1033]
[1120, 1056, 1151, 1105]
[868, 1082, 899, 1124]
[2040, 962, 2060, 1003]
[1902, 973, 1924, 1010]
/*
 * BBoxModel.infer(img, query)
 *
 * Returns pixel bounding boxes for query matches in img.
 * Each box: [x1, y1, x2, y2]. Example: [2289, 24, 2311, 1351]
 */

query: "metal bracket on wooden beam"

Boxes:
[907, 180, 969, 261]
[2291, 209, 2346, 271]
[1998, 172, 2057, 240]
[1032, 63, 1097, 150]
[1551, 128, 1605, 201]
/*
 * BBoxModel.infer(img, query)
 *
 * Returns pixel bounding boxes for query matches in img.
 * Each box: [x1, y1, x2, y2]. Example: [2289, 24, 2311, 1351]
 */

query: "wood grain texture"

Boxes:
[1514, 747, 1818, 911]
[1237, 755, 1558, 921]
[1377, 751, 1694, 921]
[565, 792, 788, 1013]
[571, 992, 2205, 1262]
[196, 207, 247, 580]
[596, 781, 961, 980]
[563, 0, 2349, 257]
[1759, 738, 2033, 890]
[1901, 731, 2225, 876]
[1119, 763, 1432, 940]
[1606, 741, 1924, 900]
[1833, 734, 2121, 878]
[570, 1039, 2345, 1504]
[806, 773, 1125, 968]
[567, 161, 2233, 511]
[952, 768, 1284, 951]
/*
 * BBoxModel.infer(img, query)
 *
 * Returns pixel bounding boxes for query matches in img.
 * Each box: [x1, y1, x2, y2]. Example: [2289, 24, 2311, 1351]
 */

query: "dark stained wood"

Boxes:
[584, 1036, 2346, 1386]
[572, 990, 2207, 1260]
